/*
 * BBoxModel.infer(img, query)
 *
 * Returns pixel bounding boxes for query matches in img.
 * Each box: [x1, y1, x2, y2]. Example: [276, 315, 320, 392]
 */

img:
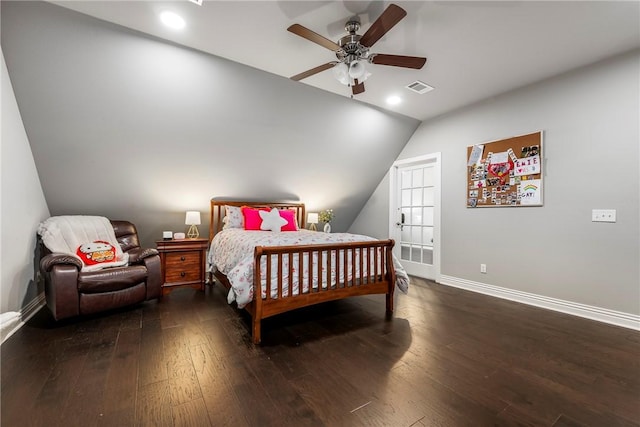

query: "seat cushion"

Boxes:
[78, 265, 148, 293]
[80, 283, 147, 315]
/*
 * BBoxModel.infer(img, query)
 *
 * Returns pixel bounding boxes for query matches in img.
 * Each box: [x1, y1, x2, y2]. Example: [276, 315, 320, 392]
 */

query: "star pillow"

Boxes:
[259, 208, 288, 232]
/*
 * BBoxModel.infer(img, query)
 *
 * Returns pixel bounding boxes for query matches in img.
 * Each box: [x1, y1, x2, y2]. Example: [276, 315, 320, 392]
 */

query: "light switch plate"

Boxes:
[592, 209, 616, 223]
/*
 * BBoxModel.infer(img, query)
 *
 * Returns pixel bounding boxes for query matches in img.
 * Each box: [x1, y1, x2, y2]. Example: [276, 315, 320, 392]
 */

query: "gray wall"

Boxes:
[1, 1, 419, 247]
[1, 49, 51, 328]
[351, 50, 640, 316]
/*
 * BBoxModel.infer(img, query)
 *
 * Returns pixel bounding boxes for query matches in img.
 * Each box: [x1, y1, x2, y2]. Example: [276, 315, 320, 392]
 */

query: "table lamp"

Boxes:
[185, 211, 201, 238]
[307, 212, 318, 231]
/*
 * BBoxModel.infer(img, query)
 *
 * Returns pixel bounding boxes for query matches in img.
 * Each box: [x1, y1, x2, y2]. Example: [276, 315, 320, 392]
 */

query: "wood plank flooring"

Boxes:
[1, 277, 638, 426]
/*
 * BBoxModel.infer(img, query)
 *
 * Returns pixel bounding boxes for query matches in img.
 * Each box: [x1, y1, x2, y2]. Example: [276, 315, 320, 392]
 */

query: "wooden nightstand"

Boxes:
[156, 238, 208, 296]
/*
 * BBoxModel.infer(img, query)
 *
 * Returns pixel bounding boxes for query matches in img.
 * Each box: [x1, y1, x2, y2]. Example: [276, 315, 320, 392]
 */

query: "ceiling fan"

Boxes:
[287, 4, 427, 96]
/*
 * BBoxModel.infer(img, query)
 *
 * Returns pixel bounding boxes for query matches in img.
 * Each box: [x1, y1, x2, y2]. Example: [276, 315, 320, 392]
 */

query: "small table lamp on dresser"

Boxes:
[185, 211, 201, 238]
[307, 212, 318, 231]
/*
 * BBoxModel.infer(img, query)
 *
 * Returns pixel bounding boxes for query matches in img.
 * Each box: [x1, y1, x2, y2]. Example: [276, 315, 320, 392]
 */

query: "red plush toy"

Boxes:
[76, 240, 116, 266]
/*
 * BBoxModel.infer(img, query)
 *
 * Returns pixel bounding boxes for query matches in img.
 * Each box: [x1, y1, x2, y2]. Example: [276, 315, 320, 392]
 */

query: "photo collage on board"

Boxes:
[467, 132, 542, 207]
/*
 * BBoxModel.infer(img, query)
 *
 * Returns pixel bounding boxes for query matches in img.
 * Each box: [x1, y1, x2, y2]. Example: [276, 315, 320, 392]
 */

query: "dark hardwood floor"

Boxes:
[1, 277, 638, 426]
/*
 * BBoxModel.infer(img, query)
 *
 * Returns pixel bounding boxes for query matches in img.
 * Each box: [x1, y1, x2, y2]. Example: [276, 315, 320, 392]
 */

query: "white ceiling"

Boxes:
[50, 1, 640, 121]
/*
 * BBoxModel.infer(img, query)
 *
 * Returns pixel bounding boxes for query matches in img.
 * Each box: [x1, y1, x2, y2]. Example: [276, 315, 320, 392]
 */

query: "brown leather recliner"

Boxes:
[39, 220, 162, 320]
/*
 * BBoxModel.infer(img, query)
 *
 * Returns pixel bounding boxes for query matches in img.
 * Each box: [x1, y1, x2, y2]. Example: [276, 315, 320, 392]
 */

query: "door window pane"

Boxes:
[411, 208, 422, 225]
[401, 189, 411, 207]
[401, 171, 412, 189]
[401, 245, 410, 261]
[411, 226, 421, 244]
[401, 227, 410, 242]
[412, 188, 422, 205]
[423, 187, 435, 206]
[422, 248, 433, 265]
[423, 207, 434, 226]
[412, 169, 423, 188]
[424, 167, 435, 186]
[422, 227, 434, 248]
[411, 246, 421, 262]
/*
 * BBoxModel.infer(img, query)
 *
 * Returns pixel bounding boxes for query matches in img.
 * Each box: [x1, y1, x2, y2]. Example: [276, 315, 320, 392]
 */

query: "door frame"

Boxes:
[388, 152, 442, 283]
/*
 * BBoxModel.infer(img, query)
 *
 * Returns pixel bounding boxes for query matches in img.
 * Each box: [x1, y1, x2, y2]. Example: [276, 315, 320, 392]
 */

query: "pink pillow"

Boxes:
[241, 207, 299, 231]
[280, 209, 298, 231]
[241, 206, 268, 230]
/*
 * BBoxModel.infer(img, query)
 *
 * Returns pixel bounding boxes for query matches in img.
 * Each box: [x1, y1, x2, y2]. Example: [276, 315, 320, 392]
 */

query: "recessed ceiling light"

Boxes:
[386, 96, 402, 105]
[160, 11, 186, 30]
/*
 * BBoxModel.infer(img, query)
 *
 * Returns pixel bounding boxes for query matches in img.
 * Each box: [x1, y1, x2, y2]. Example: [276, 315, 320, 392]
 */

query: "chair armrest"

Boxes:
[40, 253, 82, 272]
[127, 247, 159, 264]
[141, 252, 162, 299]
[40, 259, 82, 320]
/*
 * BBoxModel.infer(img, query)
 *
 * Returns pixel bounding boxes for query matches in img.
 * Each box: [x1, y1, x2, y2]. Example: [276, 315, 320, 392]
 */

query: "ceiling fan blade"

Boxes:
[290, 62, 337, 81]
[359, 4, 407, 48]
[371, 54, 427, 69]
[287, 24, 341, 51]
[352, 80, 365, 95]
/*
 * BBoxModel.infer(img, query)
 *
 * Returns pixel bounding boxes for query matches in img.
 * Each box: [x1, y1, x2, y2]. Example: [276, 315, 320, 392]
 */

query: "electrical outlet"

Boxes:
[480, 264, 487, 274]
[592, 209, 617, 223]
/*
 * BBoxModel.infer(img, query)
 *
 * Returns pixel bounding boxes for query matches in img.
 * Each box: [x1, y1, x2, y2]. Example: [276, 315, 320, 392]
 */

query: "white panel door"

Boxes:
[389, 153, 441, 280]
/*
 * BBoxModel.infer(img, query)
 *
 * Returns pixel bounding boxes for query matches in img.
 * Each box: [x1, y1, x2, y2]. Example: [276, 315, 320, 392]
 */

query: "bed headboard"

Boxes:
[209, 199, 306, 242]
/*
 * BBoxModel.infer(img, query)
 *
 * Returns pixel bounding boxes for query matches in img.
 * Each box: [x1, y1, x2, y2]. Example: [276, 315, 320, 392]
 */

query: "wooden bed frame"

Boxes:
[208, 199, 397, 344]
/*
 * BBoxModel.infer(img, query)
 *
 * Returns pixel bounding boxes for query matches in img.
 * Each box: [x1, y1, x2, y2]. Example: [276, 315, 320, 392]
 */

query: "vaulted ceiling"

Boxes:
[49, 1, 640, 121]
[2, 1, 639, 245]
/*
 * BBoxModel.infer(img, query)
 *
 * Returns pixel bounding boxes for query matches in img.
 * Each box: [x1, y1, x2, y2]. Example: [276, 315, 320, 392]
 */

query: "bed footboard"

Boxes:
[250, 239, 396, 343]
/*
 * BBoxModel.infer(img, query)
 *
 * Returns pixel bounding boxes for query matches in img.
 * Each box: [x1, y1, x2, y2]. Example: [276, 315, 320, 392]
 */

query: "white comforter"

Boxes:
[208, 229, 409, 308]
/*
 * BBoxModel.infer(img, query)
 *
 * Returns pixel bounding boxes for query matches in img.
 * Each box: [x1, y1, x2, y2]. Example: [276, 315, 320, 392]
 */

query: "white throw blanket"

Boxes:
[38, 215, 129, 272]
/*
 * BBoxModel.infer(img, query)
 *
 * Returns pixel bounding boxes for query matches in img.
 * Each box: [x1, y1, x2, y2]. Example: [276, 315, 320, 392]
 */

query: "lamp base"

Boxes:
[187, 225, 199, 239]
[309, 223, 317, 231]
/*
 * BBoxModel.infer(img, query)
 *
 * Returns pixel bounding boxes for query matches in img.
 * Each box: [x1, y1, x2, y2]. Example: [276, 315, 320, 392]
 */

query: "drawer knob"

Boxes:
[180, 256, 185, 261]
[180, 272, 186, 277]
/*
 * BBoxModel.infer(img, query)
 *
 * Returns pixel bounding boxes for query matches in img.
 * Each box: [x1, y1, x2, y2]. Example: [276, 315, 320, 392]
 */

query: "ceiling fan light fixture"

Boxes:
[348, 60, 367, 79]
[332, 62, 350, 85]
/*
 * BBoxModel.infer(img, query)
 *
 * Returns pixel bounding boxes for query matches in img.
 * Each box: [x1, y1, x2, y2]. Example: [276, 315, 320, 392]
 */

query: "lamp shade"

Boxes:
[348, 60, 366, 79]
[332, 62, 349, 85]
[307, 213, 319, 224]
[185, 211, 201, 225]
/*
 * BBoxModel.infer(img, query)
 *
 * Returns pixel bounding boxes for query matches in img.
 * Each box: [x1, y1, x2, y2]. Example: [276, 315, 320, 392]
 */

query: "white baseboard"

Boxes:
[0, 293, 46, 345]
[438, 275, 640, 331]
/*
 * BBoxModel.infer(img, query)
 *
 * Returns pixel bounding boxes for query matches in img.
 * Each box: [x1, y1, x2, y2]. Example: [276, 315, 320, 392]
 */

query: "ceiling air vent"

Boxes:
[406, 80, 434, 94]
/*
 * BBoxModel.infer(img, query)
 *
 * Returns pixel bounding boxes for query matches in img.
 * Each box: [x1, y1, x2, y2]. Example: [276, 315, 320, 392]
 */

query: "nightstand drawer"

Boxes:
[165, 251, 201, 282]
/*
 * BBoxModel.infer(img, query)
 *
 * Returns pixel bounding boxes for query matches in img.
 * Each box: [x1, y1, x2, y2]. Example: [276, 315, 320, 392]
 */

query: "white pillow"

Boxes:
[223, 205, 243, 229]
[259, 208, 288, 232]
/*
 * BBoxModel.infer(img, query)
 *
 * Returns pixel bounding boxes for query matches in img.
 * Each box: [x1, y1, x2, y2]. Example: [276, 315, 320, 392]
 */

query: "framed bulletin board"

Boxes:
[466, 131, 543, 207]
